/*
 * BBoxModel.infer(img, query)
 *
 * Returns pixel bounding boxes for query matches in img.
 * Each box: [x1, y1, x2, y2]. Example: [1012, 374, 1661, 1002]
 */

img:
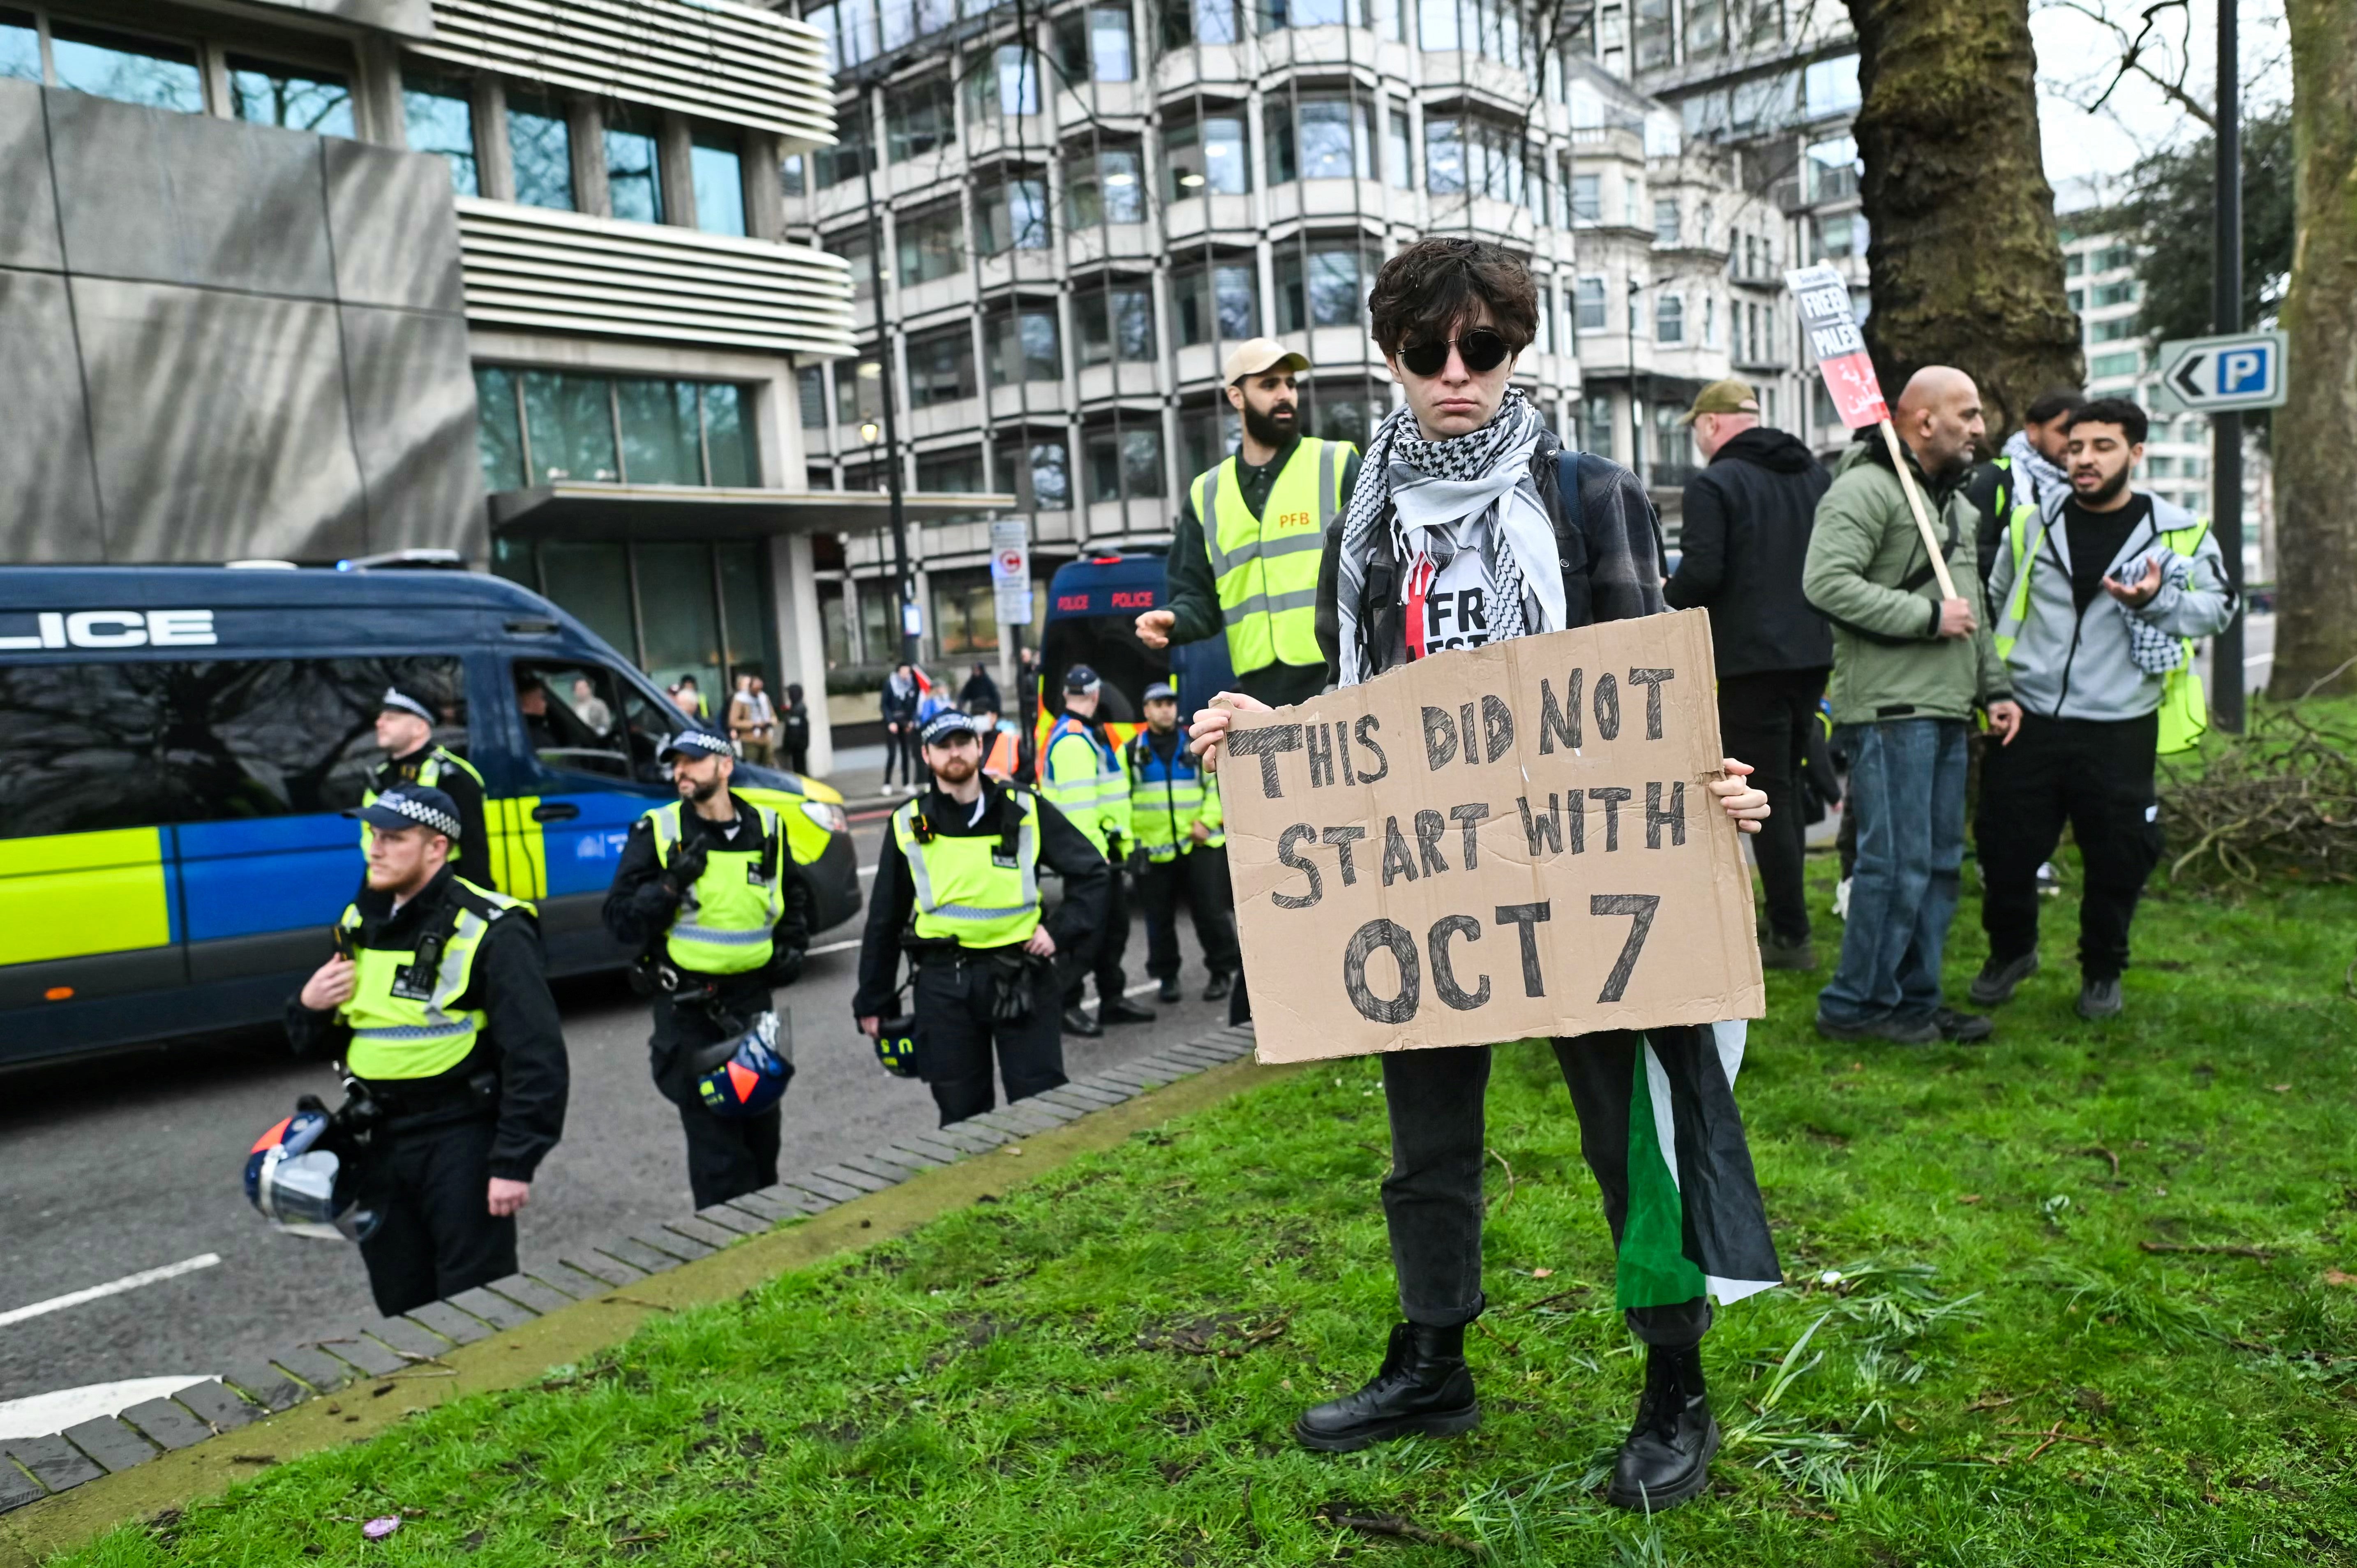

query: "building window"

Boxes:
[690, 131, 746, 236]
[1310, 390, 1376, 448]
[479, 369, 756, 488]
[1574, 275, 1607, 331]
[930, 569, 1000, 654]
[986, 305, 1063, 383]
[1276, 244, 1380, 333]
[896, 201, 965, 284]
[2087, 316, 2138, 344]
[2064, 251, 2085, 279]
[0, 14, 37, 81]
[1066, 146, 1146, 227]
[780, 153, 804, 196]
[1161, 0, 1241, 46]
[1632, 0, 1671, 67]
[797, 365, 827, 429]
[1581, 393, 1614, 457]
[1653, 198, 1678, 245]
[1386, 108, 1412, 189]
[1809, 210, 1865, 261]
[1085, 426, 1166, 503]
[1164, 115, 1248, 200]
[1076, 284, 1157, 363]
[506, 90, 574, 210]
[1703, 295, 1717, 348]
[1684, 0, 1723, 57]
[1571, 173, 1600, 223]
[906, 323, 979, 407]
[965, 43, 1040, 123]
[1424, 116, 1524, 201]
[997, 437, 1072, 509]
[604, 116, 663, 223]
[977, 178, 1050, 254]
[403, 73, 479, 195]
[225, 55, 355, 137]
[47, 22, 203, 113]
[1054, 5, 1134, 81]
[1171, 261, 1258, 345]
[2087, 351, 2141, 379]
[1180, 404, 1242, 478]
[816, 109, 872, 187]
[2092, 279, 2139, 307]
[827, 229, 874, 300]
[887, 73, 955, 161]
[1655, 293, 1683, 344]
[1804, 135, 1859, 203]
[1418, 0, 1458, 50]
[837, 356, 884, 425]
[916, 446, 985, 492]
[1266, 97, 1372, 184]
[1804, 52, 1861, 115]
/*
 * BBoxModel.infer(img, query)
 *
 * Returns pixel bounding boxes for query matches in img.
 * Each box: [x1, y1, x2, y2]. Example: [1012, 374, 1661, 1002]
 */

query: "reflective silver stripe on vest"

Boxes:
[351, 1021, 475, 1042]
[1215, 531, 1326, 570]
[1200, 464, 1229, 574]
[670, 922, 773, 946]
[1221, 586, 1320, 625]
[1318, 439, 1339, 529]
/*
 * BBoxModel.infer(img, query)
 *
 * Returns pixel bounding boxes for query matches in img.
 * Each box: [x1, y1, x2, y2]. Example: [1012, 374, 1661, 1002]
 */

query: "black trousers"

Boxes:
[1063, 857, 1133, 1007]
[1716, 667, 1827, 944]
[785, 742, 809, 775]
[356, 1116, 516, 1319]
[1137, 845, 1241, 981]
[1977, 710, 2163, 982]
[919, 951, 1067, 1125]
[650, 981, 785, 1210]
[1377, 1031, 1778, 1350]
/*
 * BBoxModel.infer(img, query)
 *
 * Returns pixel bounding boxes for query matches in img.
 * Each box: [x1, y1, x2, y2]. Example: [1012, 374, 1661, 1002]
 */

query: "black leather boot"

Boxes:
[1606, 1342, 1719, 1511]
[1293, 1322, 1480, 1453]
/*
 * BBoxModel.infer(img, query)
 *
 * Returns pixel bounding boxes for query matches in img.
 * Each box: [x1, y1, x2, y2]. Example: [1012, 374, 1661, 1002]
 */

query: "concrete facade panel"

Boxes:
[0, 270, 102, 560]
[47, 92, 335, 299]
[71, 277, 369, 562]
[0, 81, 61, 271]
[324, 136, 466, 313]
[337, 303, 489, 561]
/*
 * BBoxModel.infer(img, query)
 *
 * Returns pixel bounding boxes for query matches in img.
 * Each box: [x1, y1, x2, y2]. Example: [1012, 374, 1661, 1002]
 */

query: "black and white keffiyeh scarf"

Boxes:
[1333, 385, 1566, 687]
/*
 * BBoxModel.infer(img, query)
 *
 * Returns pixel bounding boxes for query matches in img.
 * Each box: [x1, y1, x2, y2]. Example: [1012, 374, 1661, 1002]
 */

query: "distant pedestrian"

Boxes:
[729, 674, 776, 767]
[1973, 397, 2232, 1020]
[960, 660, 1000, 716]
[1801, 367, 2020, 1046]
[780, 682, 812, 776]
[1664, 379, 1833, 970]
[570, 676, 613, 737]
[669, 676, 707, 720]
[880, 663, 921, 791]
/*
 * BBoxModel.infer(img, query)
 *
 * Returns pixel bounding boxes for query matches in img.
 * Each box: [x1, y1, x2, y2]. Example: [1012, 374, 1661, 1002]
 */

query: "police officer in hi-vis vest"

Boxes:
[288, 785, 569, 1316]
[1133, 338, 1362, 709]
[1039, 665, 1155, 1038]
[1128, 681, 1240, 1001]
[855, 710, 1111, 1125]
[365, 687, 492, 889]
[603, 729, 810, 1209]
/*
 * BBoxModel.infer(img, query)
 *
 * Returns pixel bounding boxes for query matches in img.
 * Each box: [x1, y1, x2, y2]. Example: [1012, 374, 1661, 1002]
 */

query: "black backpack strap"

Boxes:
[1556, 447, 1589, 551]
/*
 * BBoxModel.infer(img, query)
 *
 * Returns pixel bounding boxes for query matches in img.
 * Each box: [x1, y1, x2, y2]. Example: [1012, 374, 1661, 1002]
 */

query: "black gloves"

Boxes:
[660, 841, 709, 899]
[766, 946, 806, 987]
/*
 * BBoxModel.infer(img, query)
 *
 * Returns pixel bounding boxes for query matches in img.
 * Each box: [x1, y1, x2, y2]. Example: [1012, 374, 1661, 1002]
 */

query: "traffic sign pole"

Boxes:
[2213, 0, 2244, 729]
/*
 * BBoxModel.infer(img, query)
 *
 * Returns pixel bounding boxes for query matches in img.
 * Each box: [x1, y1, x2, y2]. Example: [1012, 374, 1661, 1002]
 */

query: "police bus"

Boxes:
[0, 562, 858, 1067]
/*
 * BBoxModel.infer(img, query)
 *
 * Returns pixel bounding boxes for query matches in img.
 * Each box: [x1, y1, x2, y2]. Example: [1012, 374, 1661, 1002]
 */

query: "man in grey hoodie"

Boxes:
[1972, 397, 2234, 1019]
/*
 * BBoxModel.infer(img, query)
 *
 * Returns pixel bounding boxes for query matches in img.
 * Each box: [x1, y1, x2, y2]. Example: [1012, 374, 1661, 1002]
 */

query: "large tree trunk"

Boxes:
[2268, 0, 2357, 698]
[1845, 0, 2084, 437]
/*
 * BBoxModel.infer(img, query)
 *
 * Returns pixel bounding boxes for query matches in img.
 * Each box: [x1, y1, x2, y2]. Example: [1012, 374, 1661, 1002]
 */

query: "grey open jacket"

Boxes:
[1986, 487, 2235, 723]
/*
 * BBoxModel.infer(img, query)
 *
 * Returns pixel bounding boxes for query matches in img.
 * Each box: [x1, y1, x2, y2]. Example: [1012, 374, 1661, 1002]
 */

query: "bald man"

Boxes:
[1801, 367, 2020, 1047]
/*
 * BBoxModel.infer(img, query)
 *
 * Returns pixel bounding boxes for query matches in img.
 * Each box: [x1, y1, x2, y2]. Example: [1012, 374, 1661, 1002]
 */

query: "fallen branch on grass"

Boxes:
[1485, 1148, 1516, 1213]
[2085, 1145, 2121, 1178]
[1317, 1505, 1487, 1556]
[2138, 1241, 2275, 1259]
[2158, 698, 2357, 889]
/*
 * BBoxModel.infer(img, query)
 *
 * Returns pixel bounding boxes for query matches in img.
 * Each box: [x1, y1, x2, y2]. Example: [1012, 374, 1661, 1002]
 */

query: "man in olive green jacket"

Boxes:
[1800, 367, 2021, 1046]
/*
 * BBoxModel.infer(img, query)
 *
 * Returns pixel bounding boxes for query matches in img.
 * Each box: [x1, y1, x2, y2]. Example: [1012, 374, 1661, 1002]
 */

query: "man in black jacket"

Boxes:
[1665, 380, 1834, 969]
[288, 785, 568, 1316]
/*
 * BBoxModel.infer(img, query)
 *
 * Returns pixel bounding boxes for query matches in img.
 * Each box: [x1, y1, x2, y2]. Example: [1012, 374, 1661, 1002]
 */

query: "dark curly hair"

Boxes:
[2067, 396, 2148, 446]
[1367, 237, 1540, 357]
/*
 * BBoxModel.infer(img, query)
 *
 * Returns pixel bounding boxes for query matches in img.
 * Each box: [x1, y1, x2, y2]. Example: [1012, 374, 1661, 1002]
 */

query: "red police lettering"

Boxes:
[1110, 590, 1153, 608]
[1057, 593, 1092, 611]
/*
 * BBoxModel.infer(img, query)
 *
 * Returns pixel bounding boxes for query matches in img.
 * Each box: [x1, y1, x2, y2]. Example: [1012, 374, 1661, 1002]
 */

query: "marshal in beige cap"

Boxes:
[1222, 337, 1311, 385]
[1677, 377, 1761, 425]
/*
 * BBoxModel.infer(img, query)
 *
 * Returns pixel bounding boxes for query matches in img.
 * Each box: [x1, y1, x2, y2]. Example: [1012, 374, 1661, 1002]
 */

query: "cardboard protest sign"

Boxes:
[1221, 610, 1764, 1064]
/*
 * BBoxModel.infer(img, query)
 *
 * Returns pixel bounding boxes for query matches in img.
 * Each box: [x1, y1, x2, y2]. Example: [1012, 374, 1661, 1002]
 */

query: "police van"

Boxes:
[0, 563, 859, 1067]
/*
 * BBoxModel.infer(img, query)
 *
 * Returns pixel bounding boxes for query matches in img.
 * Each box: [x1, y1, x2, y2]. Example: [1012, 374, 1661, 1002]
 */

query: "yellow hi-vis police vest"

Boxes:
[1042, 714, 1130, 858]
[1195, 437, 1348, 675]
[890, 790, 1043, 947]
[1994, 504, 2212, 755]
[650, 799, 785, 975]
[1127, 730, 1225, 863]
[337, 878, 534, 1081]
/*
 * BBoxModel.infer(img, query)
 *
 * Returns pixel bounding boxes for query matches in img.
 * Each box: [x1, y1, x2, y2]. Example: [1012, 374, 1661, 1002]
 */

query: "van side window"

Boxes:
[0, 657, 466, 838]
[513, 662, 672, 784]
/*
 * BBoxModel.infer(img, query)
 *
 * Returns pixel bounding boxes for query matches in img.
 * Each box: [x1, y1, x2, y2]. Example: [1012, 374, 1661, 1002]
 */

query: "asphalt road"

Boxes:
[0, 810, 1237, 1417]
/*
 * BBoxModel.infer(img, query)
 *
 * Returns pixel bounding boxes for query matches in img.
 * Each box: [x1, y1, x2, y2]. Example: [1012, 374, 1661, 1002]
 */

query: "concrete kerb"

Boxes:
[0, 1027, 1286, 1566]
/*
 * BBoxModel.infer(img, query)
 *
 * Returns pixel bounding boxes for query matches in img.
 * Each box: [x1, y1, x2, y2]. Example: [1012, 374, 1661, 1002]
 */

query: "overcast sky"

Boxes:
[2032, 0, 2292, 199]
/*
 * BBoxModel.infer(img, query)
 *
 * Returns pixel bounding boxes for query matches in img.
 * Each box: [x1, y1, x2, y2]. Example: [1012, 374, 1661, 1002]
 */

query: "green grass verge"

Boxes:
[57, 855, 2357, 1566]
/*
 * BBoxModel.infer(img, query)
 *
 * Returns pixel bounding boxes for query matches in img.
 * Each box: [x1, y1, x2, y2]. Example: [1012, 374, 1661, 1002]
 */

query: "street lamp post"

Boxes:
[2211, 0, 2245, 728]
[1626, 276, 1645, 487]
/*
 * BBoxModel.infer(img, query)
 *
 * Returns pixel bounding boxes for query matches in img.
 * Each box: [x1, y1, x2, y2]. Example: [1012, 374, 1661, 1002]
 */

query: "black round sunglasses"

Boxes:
[1397, 328, 1512, 378]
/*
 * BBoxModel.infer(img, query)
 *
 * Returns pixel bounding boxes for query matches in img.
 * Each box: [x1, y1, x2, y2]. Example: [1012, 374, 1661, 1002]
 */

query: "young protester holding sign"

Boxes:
[1193, 238, 1777, 1512]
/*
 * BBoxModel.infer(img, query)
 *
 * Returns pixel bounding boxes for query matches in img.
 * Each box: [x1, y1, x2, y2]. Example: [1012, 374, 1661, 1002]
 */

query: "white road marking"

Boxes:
[808, 937, 861, 956]
[0, 1376, 213, 1441]
[0, 1254, 222, 1330]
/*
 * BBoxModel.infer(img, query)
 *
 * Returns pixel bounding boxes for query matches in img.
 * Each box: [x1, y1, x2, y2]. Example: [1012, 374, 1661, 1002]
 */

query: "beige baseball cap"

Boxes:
[1222, 337, 1311, 385]
[1678, 377, 1761, 425]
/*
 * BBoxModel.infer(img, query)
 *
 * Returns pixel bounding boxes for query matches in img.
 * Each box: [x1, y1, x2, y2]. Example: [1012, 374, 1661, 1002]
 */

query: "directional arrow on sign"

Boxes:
[2152, 330, 2288, 413]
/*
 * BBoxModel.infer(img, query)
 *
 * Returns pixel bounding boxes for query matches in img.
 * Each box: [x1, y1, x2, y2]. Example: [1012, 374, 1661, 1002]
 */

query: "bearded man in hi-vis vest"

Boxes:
[1136, 338, 1363, 711]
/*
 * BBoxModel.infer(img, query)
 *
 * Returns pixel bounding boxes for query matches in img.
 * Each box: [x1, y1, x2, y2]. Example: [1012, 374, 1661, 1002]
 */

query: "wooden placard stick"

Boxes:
[1875, 417, 1959, 602]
